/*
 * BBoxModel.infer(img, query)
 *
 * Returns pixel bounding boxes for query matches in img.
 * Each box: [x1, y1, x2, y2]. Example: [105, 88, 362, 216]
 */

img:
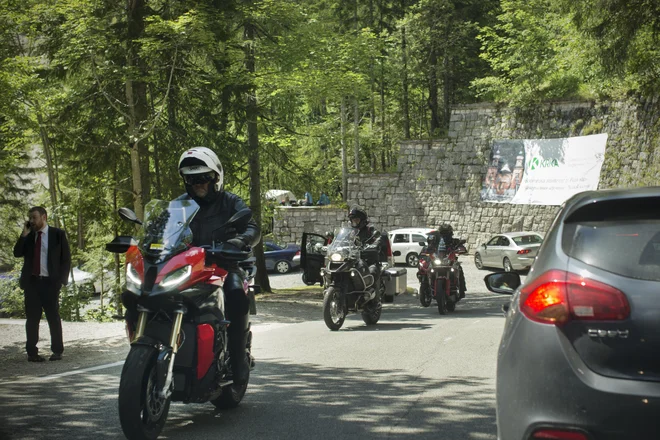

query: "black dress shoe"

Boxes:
[49, 353, 62, 361]
[28, 354, 46, 362]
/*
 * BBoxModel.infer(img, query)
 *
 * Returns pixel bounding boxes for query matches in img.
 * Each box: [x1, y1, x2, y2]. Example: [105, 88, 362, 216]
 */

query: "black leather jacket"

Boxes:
[356, 223, 387, 264]
[176, 191, 260, 248]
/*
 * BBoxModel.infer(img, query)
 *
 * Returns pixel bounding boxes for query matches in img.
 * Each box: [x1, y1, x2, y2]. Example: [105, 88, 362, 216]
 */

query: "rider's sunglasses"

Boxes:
[183, 172, 216, 186]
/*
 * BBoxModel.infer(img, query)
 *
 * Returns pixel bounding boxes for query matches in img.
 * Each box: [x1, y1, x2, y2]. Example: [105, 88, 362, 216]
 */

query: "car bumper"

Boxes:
[291, 256, 301, 269]
[511, 256, 535, 270]
[497, 315, 660, 440]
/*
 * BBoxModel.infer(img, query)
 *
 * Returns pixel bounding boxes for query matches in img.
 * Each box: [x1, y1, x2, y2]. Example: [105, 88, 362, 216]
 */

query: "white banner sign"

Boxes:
[480, 134, 608, 206]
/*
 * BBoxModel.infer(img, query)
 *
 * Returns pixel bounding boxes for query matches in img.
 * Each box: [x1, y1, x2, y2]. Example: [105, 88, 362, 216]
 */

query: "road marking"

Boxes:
[34, 361, 125, 382]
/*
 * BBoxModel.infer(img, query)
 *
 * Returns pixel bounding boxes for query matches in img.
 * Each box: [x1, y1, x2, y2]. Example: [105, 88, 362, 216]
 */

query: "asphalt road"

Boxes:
[0, 262, 511, 440]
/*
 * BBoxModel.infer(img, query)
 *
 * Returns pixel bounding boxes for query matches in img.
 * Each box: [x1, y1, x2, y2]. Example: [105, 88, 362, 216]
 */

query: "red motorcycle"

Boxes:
[106, 199, 256, 440]
[417, 238, 468, 314]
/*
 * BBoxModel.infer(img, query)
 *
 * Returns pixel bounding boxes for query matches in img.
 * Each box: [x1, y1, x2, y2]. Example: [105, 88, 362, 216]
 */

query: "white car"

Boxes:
[387, 228, 435, 267]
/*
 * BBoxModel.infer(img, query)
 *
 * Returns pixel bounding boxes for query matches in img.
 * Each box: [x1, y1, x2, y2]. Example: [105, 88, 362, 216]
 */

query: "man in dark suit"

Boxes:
[13, 206, 71, 362]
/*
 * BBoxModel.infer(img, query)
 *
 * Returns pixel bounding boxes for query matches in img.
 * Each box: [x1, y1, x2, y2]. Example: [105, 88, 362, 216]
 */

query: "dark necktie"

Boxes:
[32, 231, 42, 276]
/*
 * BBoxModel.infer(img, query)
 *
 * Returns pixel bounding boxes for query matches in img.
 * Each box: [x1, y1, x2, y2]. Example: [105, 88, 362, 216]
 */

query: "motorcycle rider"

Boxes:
[122, 147, 259, 386]
[348, 206, 385, 290]
[437, 223, 467, 296]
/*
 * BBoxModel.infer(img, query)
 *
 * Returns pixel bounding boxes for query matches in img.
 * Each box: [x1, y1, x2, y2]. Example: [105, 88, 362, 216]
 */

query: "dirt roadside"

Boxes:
[0, 290, 324, 382]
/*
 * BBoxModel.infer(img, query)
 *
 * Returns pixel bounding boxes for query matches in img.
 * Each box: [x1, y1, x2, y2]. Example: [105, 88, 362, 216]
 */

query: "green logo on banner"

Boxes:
[529, 157, 559, 170]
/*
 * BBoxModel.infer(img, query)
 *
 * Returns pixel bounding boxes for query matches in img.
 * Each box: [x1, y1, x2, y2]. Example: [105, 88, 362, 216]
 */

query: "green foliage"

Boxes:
[59, 282, 93, 322]
[0, 269, 25, 318]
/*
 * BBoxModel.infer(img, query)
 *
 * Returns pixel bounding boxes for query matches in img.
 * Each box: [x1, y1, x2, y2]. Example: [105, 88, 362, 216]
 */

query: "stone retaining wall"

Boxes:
[273, 98, 660, 250]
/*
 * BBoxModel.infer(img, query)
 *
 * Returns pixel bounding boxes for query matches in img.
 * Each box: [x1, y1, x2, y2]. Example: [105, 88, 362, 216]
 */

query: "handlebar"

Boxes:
[201, 243, 252, 262]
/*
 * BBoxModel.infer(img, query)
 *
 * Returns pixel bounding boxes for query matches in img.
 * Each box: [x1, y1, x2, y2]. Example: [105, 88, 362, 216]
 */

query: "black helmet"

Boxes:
[348, 206, 368, 229]
[438, 223, 453, 241]
[438, 223, 453, 235]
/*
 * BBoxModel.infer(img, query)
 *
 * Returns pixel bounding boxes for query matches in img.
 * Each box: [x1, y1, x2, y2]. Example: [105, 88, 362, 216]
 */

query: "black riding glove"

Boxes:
[226, 238, 246, 250]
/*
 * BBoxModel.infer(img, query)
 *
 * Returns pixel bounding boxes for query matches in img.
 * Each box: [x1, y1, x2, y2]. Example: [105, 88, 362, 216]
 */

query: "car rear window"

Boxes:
[512, 235, 542, 245]
[563, 220, 660, 281]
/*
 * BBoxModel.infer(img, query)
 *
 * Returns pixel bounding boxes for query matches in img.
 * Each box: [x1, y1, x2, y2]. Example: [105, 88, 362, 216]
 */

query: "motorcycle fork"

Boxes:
[159, 310, 184, 398]
[133, 310, 148, 342]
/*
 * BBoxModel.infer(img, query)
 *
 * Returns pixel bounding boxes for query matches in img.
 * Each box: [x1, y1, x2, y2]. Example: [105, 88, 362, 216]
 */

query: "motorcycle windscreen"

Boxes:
[326, 227, 359, 261]
[138, 199, 200, 262]
[301, 232, 326, 284]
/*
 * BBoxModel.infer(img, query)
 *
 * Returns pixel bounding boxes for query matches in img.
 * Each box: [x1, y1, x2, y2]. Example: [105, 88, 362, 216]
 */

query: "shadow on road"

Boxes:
[0, 358, 496, 439]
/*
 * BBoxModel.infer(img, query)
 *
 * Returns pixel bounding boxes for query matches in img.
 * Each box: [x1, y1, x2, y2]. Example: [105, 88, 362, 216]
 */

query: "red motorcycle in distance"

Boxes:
[417, 237, 468, 314]
[106, 199, 256, 440]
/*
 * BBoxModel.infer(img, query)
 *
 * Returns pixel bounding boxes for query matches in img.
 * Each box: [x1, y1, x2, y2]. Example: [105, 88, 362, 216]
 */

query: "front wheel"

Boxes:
[119, 345, 171, 440]
[436, 281, 448, 315]
[474, 253, 484, 270]
[323, 287, 345, 331]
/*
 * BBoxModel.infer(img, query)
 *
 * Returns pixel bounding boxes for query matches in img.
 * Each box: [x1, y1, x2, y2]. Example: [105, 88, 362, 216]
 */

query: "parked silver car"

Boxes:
[484, 186, 660, 440]
[474, 231, 542, 272]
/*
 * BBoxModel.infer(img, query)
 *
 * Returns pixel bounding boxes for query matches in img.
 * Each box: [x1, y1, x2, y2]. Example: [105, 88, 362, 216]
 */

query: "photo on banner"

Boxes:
[481, 134, 608, 206]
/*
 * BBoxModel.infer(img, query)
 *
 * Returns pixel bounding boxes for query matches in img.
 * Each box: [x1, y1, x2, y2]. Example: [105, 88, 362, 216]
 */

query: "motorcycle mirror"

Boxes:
[118, 207, 142, 225]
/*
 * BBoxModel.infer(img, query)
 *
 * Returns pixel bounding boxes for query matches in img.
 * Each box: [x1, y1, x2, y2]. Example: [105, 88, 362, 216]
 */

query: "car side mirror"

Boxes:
[484, 272, 521, 295]
[393, 251, 401, 256]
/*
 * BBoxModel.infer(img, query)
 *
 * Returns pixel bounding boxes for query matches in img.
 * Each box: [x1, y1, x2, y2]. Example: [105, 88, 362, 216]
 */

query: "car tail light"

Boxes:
[517, 249, 531, 254]
[520, 270, 630, 325]
[295, 250, 300, 256]
[531, 428, 589, 440]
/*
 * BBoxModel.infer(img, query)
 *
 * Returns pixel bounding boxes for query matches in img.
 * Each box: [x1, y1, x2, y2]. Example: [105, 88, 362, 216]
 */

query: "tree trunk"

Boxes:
[244, 18, 271, 293]
[35, 111, 60, 228]
[126, 0, 150, 218]
[428, 46, 440, 136]
[112, 162, 123, 316]
[442, 48, 451, 129]
[401, 21, 411, 139]
[340, 97, 348, 202]
[353, 96, 360, 172]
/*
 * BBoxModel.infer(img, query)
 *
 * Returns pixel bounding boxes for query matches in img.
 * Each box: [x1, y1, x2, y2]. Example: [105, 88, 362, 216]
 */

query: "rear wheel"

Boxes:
[275, 260, 291, 274]
[361, 299, 382, 325]
[419, 281, 432, 307]
[474, 253, 484, 270]
[323, 287, 345, 331]
[406, 252, 419, 267]
[503, 257, 513, 273]
[212, 382, 248, 409]
[118, 345, 171, 440]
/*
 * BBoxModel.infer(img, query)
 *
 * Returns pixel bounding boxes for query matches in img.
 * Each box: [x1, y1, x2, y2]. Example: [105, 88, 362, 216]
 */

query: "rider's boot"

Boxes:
[228, 312, 251, 385]
[459, 266, 467, 298]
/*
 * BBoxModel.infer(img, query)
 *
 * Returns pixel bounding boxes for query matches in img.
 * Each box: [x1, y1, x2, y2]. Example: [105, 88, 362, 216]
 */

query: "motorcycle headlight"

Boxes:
[330, 253, 343, 262]
[433, 259, 442, 266]
[161, 265, 192, 288]
[126, 263, 142, 287]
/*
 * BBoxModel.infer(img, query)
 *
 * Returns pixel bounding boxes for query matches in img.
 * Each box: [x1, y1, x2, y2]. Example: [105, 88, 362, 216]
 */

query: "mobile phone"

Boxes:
[25, 221, 30, 228]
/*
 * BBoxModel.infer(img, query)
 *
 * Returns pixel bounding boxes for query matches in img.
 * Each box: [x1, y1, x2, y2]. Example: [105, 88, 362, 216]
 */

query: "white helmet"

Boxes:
[178, 147, 224, 192]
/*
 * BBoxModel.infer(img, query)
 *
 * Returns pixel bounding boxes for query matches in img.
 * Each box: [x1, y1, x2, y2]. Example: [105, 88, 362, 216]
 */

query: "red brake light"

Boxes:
[517, 249, 531, 254]
[295, 250, 300, 256]
[531, 428, 589, 440]
[520, 270, 630, 325]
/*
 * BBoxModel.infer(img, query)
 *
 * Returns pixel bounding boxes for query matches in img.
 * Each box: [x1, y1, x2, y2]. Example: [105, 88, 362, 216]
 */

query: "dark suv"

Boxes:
[485, 187, 660, 440]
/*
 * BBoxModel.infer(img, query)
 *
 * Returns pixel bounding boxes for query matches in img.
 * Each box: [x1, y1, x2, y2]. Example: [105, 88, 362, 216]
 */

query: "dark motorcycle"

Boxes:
[106, 199, 256, 440]
[321, 227, 386, 330]
[417, 238, 468, 314]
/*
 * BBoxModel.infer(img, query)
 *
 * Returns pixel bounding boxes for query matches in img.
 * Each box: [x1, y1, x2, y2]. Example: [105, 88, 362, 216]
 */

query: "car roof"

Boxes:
[501, 231, 543, 238]
[389, 228, 435, 234]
